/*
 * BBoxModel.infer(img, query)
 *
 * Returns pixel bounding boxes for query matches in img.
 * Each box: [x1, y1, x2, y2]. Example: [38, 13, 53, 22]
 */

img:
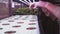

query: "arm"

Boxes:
[29, 1, 60, 19]
[45, 2, 60, 19]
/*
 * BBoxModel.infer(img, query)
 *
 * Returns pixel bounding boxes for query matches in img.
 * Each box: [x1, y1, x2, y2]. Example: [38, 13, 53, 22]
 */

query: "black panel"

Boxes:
[37, 7, 59, 34]
[42, 0, 60, 4]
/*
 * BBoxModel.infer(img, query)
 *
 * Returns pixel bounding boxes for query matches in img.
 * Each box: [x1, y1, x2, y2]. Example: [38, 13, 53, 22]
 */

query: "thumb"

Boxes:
[33, 5, 37, 9]
[29, 3, 34, 8]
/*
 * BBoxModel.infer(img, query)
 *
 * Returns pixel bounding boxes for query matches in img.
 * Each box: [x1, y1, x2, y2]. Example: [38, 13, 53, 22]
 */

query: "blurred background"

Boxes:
[0, 0, 60, 34]
[0, 0, 60, 19]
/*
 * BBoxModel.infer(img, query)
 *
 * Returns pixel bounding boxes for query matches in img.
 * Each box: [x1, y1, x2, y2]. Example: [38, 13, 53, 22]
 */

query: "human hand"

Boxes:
[29, 1, 47, 9]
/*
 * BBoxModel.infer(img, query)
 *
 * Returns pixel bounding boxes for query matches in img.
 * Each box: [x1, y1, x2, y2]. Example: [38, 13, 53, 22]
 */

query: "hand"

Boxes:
[29, 1, 47, 9]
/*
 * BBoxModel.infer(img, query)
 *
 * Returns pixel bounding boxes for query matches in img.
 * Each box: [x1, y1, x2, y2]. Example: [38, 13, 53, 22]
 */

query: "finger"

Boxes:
[29, 3, 35, 8]
[33, 5, 37, 9]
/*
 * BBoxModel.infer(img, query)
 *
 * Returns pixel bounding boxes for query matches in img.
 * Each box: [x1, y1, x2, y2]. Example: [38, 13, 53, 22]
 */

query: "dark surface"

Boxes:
[37, 8, 59, 34]
[42, 0, 60, 4]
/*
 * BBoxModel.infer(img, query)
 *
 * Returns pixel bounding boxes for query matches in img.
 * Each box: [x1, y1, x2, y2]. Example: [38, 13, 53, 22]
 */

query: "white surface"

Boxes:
[0, 15, 40, 34]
